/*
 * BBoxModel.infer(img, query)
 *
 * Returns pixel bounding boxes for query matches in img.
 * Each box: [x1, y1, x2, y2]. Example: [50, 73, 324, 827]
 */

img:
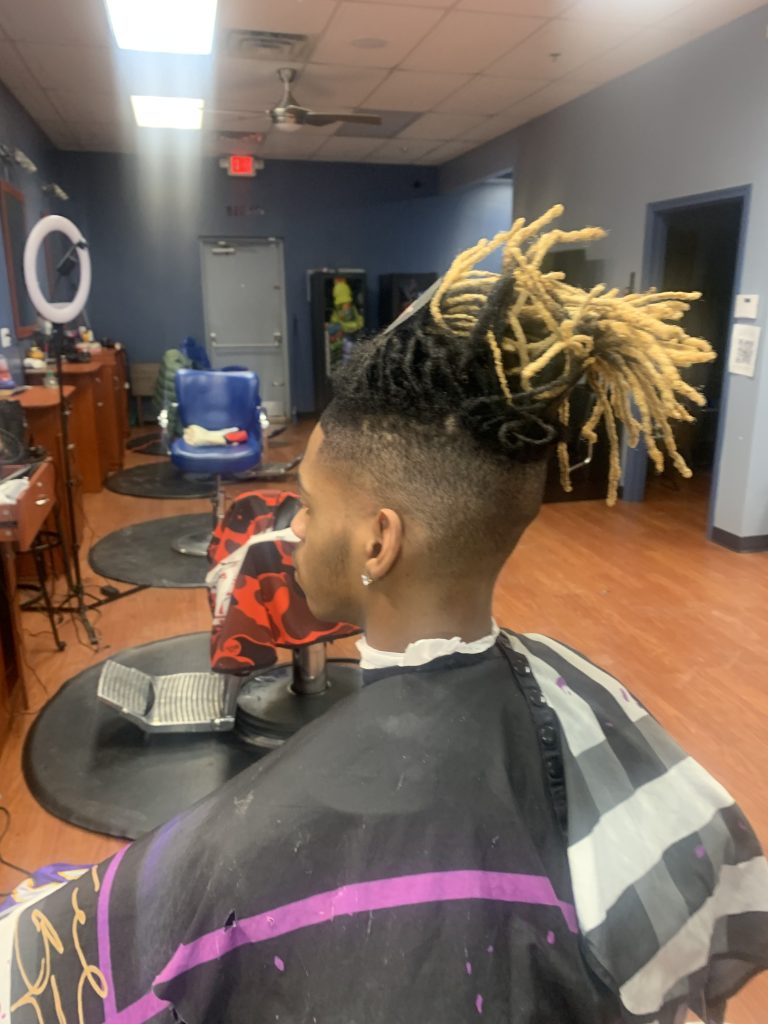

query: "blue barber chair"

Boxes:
[170, 369, 263, 556]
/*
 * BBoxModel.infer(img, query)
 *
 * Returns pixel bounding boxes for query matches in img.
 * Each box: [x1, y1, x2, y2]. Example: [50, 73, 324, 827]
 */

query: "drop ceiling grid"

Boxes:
[0, 0, 761, 161]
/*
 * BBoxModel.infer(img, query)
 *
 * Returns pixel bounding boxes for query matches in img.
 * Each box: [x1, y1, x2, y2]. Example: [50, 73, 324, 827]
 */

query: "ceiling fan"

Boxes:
[268, 67, 382, 133]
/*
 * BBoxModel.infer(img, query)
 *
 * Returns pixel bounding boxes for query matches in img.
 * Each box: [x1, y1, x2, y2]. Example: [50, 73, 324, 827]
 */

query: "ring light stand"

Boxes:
[22, 216, 138, 648]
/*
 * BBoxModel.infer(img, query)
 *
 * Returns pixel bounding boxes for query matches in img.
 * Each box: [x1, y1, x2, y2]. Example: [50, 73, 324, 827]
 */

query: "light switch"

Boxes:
[734, 293, 759, 319]
[0, 327, 11, 348]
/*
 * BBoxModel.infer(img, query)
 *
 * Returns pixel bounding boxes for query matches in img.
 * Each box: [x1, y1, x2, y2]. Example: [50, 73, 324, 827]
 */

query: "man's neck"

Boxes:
[362, 581, 496, 653]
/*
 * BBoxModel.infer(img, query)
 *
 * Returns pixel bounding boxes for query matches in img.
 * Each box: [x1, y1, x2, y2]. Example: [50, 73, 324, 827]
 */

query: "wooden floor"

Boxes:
[2, 425, 767, 1021]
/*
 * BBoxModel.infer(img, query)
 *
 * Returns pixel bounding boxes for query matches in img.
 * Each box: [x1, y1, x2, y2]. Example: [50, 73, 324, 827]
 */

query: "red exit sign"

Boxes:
[228, 155, 257, 177]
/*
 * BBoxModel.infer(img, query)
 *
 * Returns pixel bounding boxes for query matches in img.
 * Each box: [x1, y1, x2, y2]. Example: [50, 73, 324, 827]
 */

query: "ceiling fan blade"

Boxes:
[303, 112, 382, 127]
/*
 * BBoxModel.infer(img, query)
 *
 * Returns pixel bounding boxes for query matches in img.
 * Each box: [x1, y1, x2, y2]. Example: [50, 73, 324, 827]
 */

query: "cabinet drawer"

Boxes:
[0, 460, 55, 552]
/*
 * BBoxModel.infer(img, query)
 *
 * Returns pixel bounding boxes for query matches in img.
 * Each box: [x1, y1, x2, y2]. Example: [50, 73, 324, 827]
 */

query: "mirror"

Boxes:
[0, 181, 38, 337]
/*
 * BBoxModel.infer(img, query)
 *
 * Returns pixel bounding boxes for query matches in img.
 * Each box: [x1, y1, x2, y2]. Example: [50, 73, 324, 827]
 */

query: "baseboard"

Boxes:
[711, 527, 768, 553]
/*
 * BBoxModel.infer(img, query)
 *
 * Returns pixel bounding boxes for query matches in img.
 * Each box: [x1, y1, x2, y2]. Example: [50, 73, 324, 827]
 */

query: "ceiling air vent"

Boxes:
[226, 30, 313, 62]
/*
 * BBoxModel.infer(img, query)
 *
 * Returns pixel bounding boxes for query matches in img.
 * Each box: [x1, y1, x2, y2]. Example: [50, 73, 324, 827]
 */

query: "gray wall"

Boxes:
[0, 80, 59, 382]
[441, 6, 768, 541]
[58, 150, 511, 412]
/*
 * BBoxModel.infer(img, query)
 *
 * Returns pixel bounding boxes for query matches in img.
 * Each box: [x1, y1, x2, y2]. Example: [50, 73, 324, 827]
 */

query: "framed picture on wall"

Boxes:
[0, 181, 38, 337]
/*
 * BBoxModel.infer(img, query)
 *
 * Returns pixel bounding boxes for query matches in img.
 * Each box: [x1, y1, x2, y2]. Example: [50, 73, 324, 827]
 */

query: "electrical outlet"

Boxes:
[0, 327, 12, 348]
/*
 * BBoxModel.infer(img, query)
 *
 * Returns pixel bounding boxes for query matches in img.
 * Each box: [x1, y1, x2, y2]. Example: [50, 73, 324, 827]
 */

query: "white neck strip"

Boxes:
[356, 620, 500, 671]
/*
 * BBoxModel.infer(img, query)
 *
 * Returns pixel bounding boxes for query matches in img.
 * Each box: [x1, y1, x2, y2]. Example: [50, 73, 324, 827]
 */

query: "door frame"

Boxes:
[622, 185, 751, 538]
[199, 235, 291, 419]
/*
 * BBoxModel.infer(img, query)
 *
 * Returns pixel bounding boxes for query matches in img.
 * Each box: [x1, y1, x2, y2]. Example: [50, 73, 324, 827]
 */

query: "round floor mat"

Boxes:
[107, 461, 215, 498]
[126, 431, 161, 450]
[23, 633, 263, 840]
[89, 514, 211, 587]
[126, 434, 168, 458]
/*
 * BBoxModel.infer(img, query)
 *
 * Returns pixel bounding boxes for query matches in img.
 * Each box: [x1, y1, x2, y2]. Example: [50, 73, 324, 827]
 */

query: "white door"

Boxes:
[200, 237, 290, 419]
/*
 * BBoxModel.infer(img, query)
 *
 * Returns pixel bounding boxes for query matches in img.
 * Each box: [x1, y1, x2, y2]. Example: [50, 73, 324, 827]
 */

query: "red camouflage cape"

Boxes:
[207, 490, 359, 673]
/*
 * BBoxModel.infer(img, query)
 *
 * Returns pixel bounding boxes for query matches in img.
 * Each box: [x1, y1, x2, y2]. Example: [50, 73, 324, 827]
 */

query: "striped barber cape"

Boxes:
[506, 630, 768, 1023]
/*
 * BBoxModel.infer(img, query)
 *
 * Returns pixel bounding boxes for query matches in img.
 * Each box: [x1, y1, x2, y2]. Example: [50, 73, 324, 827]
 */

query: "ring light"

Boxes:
[23, 215, 91, 324]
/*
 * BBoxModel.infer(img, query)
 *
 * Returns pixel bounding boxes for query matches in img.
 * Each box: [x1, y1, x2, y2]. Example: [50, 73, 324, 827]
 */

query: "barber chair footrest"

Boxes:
[172, 528, 214, 557]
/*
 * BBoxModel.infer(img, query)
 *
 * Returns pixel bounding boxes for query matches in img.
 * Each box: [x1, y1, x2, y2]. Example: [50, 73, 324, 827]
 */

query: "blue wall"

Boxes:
[57, 149, 511, 412]
[0, 80, 59, 381]
[441, 5, 768, 542]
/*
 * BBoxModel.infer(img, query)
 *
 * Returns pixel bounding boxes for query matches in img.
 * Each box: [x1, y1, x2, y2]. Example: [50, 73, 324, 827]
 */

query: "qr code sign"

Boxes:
[736, 338, 755, 364]
[729, 324, 760, 377]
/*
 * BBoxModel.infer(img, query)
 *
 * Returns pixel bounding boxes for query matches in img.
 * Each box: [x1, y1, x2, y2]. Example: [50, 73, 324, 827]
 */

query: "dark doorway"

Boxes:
[656, 199, 741, 479]
[624, 187, 748, 527]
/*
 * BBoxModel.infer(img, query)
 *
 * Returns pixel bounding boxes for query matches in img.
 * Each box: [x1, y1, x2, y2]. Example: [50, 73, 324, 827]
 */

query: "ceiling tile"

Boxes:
[0, 40, 41, 94]
[16, 42, 115, 93]
[50, 88, 125, 125]
[498, 77, 596, 125]
[205, 109, 271, 133]
[462, 104, 536, 141]
[568, 23, 693, 85]
[455, 0, 572, 13]
[486, 18, 636, 78]
[218, 0, 337, 36]
[401, 11, 545, 74]
[342, 0, 452, 7]
[366, 137, 438, 162]
[414, 139, 477, 164]
[310, 2, 443, 69]
[213, 137, 264, 156]
[660, 0, 766, 38]
[213, 58, 301, 113]
[362, 70, 472, 112]
[436, 75, 547, 114]
[11, 86, 63, 123]
[258, 129, 328, 158]
[335, 110, 419, 137]
[37, 118, 75, 147]
[313, 135, 384, 161]
[0, 0, 111, 45]
[73, 121, 129, 149]
[562, 0, 694, 24]
[114, 51, 216, 100]
[398, 111, 487, 140]
[294, 63, 389, 106]
[213, 61, 388, 116]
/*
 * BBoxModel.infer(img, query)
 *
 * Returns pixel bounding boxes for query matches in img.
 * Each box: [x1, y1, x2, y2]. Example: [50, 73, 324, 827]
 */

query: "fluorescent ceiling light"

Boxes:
[131, 95, 204, 130]
[106, 0, 218, 55]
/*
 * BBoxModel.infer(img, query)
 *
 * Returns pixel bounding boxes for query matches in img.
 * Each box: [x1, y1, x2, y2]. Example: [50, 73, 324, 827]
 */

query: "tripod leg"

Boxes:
[53, 503, 76, 594]
[32, 540, 65, 651]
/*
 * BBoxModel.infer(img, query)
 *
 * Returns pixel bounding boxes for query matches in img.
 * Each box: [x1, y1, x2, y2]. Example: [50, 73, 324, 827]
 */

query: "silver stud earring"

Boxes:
[361, 571, 375, 587]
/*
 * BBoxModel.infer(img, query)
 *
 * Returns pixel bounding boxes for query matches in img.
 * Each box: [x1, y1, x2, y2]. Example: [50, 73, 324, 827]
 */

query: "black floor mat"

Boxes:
[106, 462, 215, 498]
[89, 514, 211, 587]
[23, 634, 262, 840]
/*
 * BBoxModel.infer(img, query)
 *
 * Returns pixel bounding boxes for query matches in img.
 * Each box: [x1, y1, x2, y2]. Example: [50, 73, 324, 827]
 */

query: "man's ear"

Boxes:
[364, 508, 403, 582]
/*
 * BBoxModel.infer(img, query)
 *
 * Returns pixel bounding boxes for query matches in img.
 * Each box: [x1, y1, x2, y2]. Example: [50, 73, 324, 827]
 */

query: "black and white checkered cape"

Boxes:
[506, 630, 768, 1024]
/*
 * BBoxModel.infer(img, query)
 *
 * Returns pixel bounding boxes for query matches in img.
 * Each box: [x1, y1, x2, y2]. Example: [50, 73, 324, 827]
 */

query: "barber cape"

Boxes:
[3, 632, 767, 1023]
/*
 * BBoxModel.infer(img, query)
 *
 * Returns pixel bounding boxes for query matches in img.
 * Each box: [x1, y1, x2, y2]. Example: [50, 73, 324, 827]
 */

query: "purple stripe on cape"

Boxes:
[104, 869, 576, 1023]
[97, 846, 129, 1018]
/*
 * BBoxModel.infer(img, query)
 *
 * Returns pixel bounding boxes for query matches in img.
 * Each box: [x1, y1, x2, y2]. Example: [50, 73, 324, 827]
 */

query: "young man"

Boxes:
[3, 208, 767, 1023]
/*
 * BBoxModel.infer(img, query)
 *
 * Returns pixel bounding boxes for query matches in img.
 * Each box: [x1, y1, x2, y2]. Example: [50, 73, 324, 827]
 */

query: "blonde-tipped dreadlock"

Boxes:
[429, 204, 716, 505]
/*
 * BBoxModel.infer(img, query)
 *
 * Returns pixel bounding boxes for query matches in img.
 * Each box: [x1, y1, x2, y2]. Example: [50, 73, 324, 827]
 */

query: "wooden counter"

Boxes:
[91, 350, 128, 472]
[4, 385, 84, 576]
[26, 363, 106, 491]
[0, 460, 56, 732]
